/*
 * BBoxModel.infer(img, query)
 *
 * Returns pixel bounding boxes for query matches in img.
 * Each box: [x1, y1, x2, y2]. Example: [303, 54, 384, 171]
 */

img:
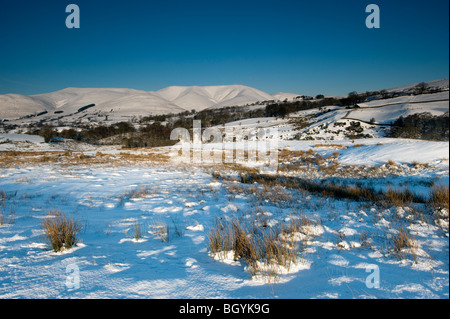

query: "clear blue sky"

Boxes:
[0, 0, 448, 96]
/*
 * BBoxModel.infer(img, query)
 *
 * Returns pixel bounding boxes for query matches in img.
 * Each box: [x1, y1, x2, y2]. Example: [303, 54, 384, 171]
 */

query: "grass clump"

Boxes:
[127, 185, 153, 199]
[152, 219, 183, 243]
[0, 190, 6, 203]
[430, 184, 449, 212]
[207, 216, 299, 279]
[429, 184, 449, 232]
[390, 226, 417, 262]
[228, 171, 430, 207]
[41, 210, 81, 252]
[0, 207, 15, 225]
[132, 221, 143, 241]
[383, 187, 425, 208]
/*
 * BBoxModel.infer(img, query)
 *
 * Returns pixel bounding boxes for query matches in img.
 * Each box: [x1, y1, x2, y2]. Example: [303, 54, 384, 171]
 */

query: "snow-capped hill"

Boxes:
[0, 94, 51, 119]
[155, 86, 218, 111]
[155, 85, 274, 111]
[1, 79, 447, 125]
[99, 92, 185, 115]
[0, 87, 189, 121]
[207, 85, 275, 109]
[0, 85, 280, 121]
[32, 87, 150, 113]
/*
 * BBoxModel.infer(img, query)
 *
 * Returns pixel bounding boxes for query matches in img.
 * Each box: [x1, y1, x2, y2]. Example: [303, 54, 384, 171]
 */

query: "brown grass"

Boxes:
[387, 159, 396, 166]
[383, 187, 425, 208]
[238, 173, 381, 202]
[207, 216, 299, 279]
[411, 161, 430, 169]
[430, 184, 449, 231]
[41, 210, 81, 252]
[125, 185, 154, 200]
[151, 219, 183, 243]
[0, 190, 6, 204]
[221, 171, 430, 208]
[132, 221, 143, 240]
[275, 147, 414, 179]
[225, 179, 293, 207]
[0, 206, 15, 225]
[359, 230, 373, 249]
[390, 226, 417, 262]
[430, 184, 449, 212]
[0, 149, 170, 168]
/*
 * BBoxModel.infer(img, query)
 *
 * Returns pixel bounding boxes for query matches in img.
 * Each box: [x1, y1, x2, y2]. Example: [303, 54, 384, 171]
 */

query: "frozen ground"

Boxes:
[0, 137, 448, 299]
[1, 79, 448, 300]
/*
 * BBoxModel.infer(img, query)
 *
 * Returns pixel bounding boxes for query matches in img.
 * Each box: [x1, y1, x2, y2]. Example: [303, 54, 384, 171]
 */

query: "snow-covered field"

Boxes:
[0, 135, 448, 299]
[0, 79, 448, 299]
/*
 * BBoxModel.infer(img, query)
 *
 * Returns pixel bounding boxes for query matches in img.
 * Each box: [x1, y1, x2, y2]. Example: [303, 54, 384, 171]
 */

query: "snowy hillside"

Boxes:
[0, 85, 281, 122]
[1, 79, 447, 128]
[157, 85, 275, 111]
[386, 78, 449, 93]
[0, 94, 51, 119]
[207, 89, 448, 143]
[0, 88, 187, 122]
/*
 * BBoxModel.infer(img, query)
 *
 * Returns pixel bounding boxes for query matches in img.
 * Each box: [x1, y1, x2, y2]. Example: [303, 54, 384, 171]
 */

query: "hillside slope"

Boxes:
[0, 85, 281, 121]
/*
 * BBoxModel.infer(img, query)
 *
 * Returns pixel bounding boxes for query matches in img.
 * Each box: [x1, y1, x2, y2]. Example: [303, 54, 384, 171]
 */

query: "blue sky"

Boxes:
[0, 0, 448, 96]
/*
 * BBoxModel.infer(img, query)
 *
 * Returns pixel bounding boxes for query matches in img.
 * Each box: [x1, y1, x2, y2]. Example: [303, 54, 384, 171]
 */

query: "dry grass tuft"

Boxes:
[207, 216, 299, 279]
[390, 226, 417, 262]
[132, 221, 143, 240]
[127, 185, 153, 199]
[383, 187, 424, 208]
[430, 184, 449, 231]
[0, 149, 170, 168]
[387, 159, 396, 166]
[41, 210, 81, 252]
[0, 190, 6, 205]
[152, 219, 183, 243]
[430, 184, 449, 212]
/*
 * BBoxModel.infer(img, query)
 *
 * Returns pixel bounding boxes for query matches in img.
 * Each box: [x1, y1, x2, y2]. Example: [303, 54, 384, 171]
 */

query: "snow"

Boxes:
[0, 94, 50, 119]
[351, 92, 449, 124]
[349, 101, 448, 125]
[272, 92, 301, 101]
[386, 78, 449, 92]
[0, 133, 44, 144]
[0, 80, 449, 299]
[0, 134, 448, 298]
[157, 85, 275, 111]
[336, 138, 449, 167]
[0, 85, 279, 121]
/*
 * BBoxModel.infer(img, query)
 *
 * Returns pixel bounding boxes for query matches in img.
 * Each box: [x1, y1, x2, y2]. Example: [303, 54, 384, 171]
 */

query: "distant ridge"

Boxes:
[1, 79, 448, 121]
[0, 85, 293, 120]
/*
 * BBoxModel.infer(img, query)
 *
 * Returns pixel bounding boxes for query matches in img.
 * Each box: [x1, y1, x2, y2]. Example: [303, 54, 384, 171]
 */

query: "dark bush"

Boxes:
[389, 112, 449, 141]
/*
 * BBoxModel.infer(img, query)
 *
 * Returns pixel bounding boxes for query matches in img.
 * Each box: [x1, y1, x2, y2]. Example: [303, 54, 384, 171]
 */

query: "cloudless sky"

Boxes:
[0, 0, 448, 96]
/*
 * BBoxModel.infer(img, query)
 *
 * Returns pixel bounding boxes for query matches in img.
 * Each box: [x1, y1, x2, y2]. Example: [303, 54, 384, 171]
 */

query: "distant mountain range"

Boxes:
[0, 79, 448, 123]
[0, 85, 290, 121]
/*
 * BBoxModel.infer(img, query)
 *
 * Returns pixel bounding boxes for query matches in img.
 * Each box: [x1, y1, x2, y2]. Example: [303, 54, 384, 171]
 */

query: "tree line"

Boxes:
[389, 112, 449, 141]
